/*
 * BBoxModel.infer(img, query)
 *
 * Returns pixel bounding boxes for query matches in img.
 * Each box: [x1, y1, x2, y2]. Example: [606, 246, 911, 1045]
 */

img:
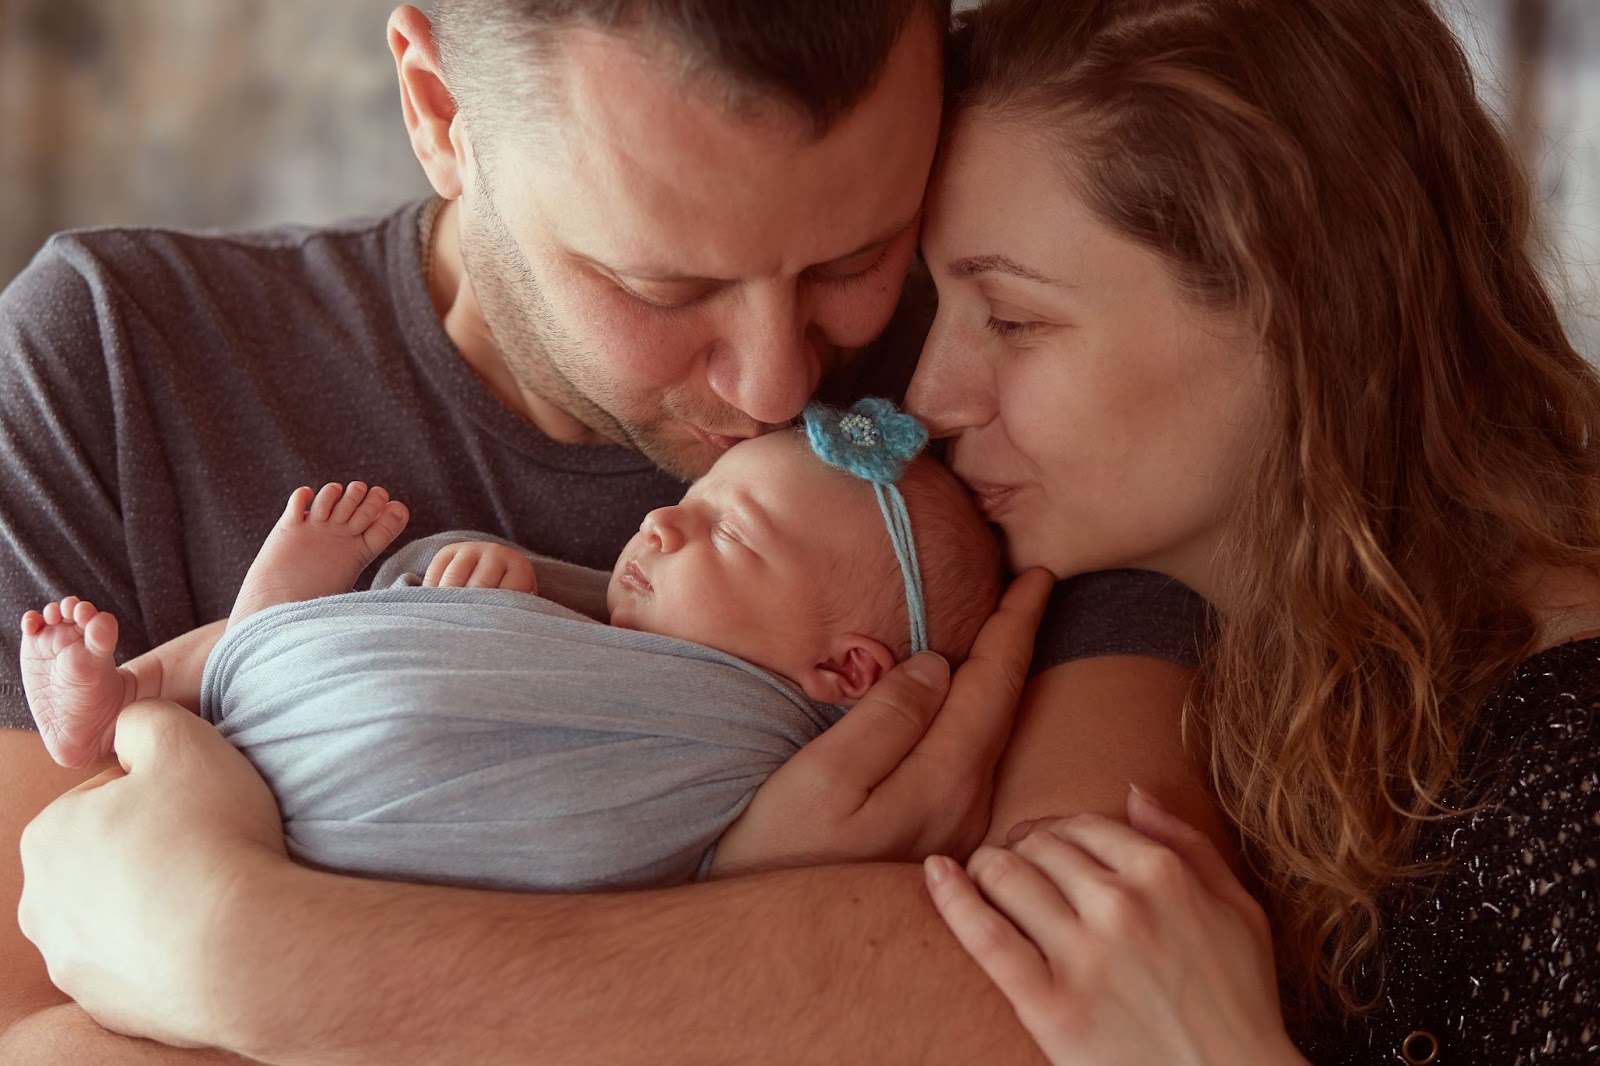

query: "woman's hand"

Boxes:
[924, 788, 1308, 1066]
[708, 569, 1053, 877]
[423, 540, 539, 594]
[17, 699, 289, 1049]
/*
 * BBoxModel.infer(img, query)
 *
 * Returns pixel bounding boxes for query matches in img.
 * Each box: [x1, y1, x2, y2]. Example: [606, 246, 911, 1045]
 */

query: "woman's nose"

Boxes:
[904, 317, 997, 437]
[641, 507, 686, 553]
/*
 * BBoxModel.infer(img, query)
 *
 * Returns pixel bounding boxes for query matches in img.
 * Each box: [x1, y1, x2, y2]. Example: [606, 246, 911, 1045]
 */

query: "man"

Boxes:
[2, 3, 1204, 1062]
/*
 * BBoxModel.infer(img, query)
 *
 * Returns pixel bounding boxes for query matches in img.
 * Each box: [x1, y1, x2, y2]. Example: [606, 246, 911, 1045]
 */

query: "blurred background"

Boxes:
[0, 0, 1595, 356]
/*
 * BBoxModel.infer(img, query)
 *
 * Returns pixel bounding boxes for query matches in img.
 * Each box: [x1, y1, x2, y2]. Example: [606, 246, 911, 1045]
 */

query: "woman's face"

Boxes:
[906, 113, 1270, 603]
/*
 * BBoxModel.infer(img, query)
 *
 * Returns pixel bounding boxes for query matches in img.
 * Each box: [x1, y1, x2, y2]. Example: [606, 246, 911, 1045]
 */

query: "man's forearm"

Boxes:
[1, 1005, 256, 1065]
[218, 858, 1045, 1066]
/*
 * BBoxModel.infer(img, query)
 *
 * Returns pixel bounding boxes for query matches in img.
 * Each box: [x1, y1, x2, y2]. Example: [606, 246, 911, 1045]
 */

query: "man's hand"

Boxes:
[17, 699, 288, 1050]
[422, 541, 538, 594]
[709, 569, 1053, 877]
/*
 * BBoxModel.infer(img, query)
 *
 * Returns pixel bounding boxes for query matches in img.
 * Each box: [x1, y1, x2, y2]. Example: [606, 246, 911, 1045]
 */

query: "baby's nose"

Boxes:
[642, 508, 685, 552]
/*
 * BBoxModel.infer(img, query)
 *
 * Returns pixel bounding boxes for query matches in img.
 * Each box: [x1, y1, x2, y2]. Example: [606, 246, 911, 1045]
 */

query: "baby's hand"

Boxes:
[423, 541, 538, 595]
[20, 598, 131, 769]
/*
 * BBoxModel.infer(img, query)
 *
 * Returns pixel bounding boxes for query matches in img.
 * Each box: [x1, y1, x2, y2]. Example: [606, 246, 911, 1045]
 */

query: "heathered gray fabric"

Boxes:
[201, 533, 843, 891]
[0, 201, 689, 729]
[1030, 570, 1212, 675]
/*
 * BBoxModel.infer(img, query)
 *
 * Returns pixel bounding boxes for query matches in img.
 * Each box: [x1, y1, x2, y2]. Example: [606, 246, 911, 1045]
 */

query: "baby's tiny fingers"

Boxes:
[423, 547, 460, 587]
[466, 560, 506, 589]
[438, 551, 483, 588]
[925, 855, 1053, 1004]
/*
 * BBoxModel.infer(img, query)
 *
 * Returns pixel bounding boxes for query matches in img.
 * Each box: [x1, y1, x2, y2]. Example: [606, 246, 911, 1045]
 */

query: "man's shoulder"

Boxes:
[5, 201, 423, 318]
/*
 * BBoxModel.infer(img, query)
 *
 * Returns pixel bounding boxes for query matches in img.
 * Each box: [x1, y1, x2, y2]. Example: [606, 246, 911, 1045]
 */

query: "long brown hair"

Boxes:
[956, 0, 1600, 1017]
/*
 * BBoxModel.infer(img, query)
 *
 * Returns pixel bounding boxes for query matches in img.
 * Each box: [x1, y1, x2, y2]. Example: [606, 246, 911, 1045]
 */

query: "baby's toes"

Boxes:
[279, 486, 315, 526]
[21, 610, 45, 636]
[41, 600, 64, 626]
[359, 501, 410, 557]
[308, 482, 345, 523]
[328, 481, 370, 524]
[83, 611, 120, 659]
[346, 485, 392, 532]
[69, 599, 99, 628]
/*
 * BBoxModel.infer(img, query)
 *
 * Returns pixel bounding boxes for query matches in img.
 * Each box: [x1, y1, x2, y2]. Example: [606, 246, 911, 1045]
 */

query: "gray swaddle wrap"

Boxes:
[199, 532, 845, 891]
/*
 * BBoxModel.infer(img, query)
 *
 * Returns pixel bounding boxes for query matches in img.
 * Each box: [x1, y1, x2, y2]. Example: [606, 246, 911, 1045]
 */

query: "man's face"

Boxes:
[455, 17, 944, 480]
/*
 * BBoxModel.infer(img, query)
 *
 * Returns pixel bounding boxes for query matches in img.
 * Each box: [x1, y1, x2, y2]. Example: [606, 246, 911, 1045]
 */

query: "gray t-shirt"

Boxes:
[200, 534, 844, 890]
[0, 197, 1196, 731]
[0, 200, 698, 729]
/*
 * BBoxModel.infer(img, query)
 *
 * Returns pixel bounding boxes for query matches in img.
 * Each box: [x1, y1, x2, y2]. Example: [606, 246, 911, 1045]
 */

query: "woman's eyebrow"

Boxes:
[946, 254, 1058, 285]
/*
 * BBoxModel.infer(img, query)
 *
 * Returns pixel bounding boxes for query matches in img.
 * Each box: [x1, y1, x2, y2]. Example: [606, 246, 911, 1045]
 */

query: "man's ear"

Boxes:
[801, 635, 897, 706]
[389, 5, 465, 199]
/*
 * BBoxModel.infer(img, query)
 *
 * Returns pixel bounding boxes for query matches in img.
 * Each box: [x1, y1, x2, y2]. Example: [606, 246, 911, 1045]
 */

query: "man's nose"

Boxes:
[641, 507, 686, 553]
[904, 317, 997, 437]
[707, 284, 820, 425]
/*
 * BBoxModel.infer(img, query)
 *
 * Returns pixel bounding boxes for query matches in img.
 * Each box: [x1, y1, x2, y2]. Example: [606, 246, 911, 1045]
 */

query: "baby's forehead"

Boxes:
[707, 434, 882, 524]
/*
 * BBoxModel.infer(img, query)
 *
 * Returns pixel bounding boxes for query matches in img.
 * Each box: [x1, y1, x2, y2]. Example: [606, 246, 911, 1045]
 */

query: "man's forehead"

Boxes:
[510, 23, 942, 279]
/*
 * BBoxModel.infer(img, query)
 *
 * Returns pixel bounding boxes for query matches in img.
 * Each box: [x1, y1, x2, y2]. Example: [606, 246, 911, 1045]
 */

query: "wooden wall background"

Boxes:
[0, 0, 1594, 356]
[0, 0, 428, 284]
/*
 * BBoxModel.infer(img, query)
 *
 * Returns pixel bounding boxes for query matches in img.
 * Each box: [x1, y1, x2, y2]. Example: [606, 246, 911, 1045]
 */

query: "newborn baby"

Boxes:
[22, 401, 1002, 890]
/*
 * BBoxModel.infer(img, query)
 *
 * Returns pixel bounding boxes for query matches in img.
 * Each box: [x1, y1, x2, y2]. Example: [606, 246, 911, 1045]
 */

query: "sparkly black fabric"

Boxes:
[1297, 636, 1600, 1065]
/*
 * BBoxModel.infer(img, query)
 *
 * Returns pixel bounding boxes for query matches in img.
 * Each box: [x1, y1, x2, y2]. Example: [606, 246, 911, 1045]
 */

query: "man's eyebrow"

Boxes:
[603, 214, 919, 285]
[945, 254, 1058, 285]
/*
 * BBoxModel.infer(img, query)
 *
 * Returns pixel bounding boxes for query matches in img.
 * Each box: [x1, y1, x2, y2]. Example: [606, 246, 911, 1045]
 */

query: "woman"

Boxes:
[914, 0, 1600, 1062]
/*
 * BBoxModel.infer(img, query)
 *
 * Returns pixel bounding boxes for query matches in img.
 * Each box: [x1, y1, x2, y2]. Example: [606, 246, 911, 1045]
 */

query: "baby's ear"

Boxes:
[802, 636, 897, 706]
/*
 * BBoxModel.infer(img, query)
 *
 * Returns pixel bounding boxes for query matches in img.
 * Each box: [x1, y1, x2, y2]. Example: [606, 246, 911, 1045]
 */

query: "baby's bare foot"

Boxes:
[21, 597, 127, 768]
[228, 482, 410, 627]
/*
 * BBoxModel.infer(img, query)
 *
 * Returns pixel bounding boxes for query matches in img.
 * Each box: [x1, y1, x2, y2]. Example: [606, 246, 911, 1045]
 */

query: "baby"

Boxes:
[22, 400, 1002, 890]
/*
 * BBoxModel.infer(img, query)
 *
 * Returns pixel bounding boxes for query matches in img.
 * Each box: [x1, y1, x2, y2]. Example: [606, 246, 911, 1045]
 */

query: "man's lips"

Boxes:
[689, 425, 750, 453]
[620, 560, 653, 593]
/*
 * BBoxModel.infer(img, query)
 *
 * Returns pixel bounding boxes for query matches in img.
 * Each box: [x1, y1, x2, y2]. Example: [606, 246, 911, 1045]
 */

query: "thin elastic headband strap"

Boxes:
[801, 399, 932, 659]
[873, 482, 928, 655]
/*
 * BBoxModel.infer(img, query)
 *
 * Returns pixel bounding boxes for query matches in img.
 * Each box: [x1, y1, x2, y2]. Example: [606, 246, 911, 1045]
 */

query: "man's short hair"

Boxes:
[433, 0, 950, 141]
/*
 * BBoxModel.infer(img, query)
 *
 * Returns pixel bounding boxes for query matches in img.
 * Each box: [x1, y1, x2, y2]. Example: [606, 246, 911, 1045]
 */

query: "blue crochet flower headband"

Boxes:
[803, 398, 930, 655]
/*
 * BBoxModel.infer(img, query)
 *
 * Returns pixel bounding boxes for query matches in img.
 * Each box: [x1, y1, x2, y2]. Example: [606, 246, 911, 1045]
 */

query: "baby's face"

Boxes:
[608, 433, 891, 694]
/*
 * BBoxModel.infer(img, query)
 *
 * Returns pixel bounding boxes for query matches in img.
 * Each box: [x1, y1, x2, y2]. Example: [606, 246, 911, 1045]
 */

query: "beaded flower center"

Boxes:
[839, 412, 879, 447]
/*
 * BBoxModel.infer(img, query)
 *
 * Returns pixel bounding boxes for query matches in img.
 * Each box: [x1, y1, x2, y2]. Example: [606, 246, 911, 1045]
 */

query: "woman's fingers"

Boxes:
[785, 651, 952, 798]
[868, 568, 1051, 835]
[1126, 787, 1265, 920]
[924, 854, 1054, 1004]
[909, 568, 1052, 775]
[964, 842, 1085, 961]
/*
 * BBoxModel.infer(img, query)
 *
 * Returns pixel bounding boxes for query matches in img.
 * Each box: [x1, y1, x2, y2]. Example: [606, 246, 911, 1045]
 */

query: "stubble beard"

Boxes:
[460, 184, 722, 481]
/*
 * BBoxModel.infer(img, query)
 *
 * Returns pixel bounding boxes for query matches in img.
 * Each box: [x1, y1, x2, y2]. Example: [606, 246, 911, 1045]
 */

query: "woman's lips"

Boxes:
[966, 481, 1021, 520]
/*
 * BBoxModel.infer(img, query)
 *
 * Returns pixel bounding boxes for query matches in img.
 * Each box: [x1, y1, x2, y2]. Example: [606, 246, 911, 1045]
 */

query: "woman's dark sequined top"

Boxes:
[1297, 636, 1600, 1065]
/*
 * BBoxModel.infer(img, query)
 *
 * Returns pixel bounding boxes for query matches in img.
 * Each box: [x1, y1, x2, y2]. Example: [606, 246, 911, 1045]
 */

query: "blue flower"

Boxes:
[803, 398, 929, 484]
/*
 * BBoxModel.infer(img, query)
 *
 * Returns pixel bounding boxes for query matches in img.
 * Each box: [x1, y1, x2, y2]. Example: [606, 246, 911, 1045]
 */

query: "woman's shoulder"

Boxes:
[1298, 636, 1600, 1064]
[1030, 570, 1212, 675]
